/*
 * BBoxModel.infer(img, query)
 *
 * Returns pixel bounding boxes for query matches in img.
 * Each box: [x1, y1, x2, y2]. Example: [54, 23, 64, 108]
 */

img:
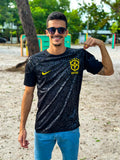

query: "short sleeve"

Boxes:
[84, 49, 103, 74]
[24, 57, 37, 87]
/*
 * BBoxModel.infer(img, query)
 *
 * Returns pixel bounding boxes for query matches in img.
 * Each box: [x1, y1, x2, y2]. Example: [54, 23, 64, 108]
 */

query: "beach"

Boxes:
[0, 45, 120, 160]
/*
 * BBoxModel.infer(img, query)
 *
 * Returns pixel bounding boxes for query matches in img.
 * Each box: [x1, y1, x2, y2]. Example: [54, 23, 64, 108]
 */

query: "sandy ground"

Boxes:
[0, 45, 120, 160]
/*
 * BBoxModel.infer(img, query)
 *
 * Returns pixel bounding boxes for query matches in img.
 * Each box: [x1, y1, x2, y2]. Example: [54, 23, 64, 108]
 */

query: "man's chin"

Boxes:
[52, 43, 62, 46]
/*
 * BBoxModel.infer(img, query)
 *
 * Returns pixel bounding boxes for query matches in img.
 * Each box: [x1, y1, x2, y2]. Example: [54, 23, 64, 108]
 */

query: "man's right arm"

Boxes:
[18, 86, 35, 148]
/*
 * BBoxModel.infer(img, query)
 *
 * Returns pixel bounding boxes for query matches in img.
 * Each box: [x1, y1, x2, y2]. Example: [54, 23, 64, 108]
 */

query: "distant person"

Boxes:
[18, 11, 114, 160]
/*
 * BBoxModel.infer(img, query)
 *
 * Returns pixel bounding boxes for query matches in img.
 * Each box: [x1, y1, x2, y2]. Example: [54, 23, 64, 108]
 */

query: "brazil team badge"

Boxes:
[70, 58, 80, 74]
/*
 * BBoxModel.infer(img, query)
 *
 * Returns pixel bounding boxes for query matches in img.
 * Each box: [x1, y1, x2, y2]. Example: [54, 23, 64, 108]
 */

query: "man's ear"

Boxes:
[46, 30, 49, 36]
[65, 30, 69, 37]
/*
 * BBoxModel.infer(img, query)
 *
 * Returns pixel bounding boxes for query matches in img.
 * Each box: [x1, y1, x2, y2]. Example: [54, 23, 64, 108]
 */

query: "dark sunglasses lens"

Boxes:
[58, 27, 66, 34]
[48, 28, 56, 34]
[47, 27, 66, 34]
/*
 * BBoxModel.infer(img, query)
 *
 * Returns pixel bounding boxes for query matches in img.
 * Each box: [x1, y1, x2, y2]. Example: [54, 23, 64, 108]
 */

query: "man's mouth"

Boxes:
[51, 36, 63, 41]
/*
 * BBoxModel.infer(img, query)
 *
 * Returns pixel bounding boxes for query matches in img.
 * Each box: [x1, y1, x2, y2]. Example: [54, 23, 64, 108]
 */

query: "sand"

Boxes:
[0, 45, 120, 160]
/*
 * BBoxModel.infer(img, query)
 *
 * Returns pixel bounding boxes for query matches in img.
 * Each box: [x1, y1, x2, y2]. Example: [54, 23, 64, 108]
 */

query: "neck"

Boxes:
[47, 45, 66, 55]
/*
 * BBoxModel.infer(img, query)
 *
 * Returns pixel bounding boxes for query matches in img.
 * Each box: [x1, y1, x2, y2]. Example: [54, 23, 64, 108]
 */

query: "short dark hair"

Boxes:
[46, 11, 67, 28]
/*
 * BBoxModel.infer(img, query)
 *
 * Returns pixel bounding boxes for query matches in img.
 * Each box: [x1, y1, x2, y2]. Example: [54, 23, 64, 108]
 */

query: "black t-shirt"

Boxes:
[24, 48, 103, 133]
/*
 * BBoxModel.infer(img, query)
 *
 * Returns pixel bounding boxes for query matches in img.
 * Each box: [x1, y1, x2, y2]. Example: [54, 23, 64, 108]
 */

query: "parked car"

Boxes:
[106, 37, 120, 44]
[0, 37, 7, 43]
[115, 37, 120, 43]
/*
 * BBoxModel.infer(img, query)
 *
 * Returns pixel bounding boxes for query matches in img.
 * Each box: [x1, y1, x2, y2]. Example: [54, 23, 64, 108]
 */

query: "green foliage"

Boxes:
[0, 0, 10, 25]
[0, 0, 20, 25]
[30, 6, 47, 33]
[101, 0, 120, 33]
[93, 137, 101, 142]
[78, 1, 110, 32]
[1, 0, 79, 42]
[58, 0, 70, 12]
[91, 34, 107, 42]
[29, 0, 70, 34]
[1, 28, 11, 40]
[29, 0, 82, 43]
[64, 10, 82, 43]
[3, 0, 113, 44]
[29, 0, 59, 12]
[0, 0, 22, 41]
[10, 30, 17, 36]
[2, 0, 120, 44]
[74, 39, 79, 45]
[111, 22, 119, 33]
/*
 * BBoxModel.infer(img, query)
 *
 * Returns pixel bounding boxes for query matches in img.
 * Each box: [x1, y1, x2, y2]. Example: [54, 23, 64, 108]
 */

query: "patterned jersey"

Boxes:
[24, 48, 103, 133]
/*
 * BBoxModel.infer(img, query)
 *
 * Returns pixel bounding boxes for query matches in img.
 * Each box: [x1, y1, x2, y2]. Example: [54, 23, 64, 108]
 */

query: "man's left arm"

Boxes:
[84, 37, 114, 76]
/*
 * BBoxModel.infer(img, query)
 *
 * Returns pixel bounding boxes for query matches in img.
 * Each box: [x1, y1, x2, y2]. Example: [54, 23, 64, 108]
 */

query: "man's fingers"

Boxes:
[18, 138, 24, 147]
[84, 37, 96, 49]
[22, 140, 29, 148]
[18, 129, 29, 148]
[19, 139, 29, 148]
[84, 44, 89, 49]
[18, 135, 23, 146]
[23, 133, 26, 146]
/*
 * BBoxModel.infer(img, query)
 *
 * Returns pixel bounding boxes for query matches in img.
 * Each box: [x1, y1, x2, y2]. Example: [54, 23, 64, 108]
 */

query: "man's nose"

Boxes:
[54, 29, 59, 35]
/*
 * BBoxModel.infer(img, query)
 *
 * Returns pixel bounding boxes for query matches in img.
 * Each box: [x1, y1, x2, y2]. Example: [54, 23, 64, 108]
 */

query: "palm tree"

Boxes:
[15, 0, 39, 57]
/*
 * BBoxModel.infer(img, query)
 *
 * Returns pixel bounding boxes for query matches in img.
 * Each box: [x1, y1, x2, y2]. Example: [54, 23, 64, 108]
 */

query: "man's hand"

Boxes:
[18, 129, 29, 148]
[84, 37, 114, 76]
[84, 37, 104, 49]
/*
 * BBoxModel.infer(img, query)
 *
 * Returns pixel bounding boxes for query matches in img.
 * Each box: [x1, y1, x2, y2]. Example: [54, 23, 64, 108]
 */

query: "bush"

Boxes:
[75, 39, 79, 45]
[71, 33, 79, 44]
[2, 28, 11, 40]
[91, 34, 107, 42]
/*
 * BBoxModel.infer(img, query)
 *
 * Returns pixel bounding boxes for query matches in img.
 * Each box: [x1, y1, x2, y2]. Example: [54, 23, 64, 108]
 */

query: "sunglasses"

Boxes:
[47, 27, 67, 34]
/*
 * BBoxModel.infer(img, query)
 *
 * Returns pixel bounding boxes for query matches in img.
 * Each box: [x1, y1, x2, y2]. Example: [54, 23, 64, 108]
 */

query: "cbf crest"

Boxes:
[70, 58, 80, 74]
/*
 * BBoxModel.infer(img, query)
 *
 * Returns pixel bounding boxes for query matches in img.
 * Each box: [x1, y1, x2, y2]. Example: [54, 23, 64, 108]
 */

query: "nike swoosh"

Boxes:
[42, 71, 51, 75]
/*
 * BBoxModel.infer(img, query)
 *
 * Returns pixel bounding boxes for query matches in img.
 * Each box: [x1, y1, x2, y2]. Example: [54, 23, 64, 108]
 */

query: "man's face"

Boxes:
[46, 20, 68, 47]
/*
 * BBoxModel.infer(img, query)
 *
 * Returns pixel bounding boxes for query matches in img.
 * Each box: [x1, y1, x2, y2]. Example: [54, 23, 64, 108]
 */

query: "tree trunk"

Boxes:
[15, 0, 39, 56]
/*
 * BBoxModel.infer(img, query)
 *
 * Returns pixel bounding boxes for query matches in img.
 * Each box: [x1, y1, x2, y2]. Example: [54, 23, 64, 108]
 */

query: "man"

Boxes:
[18, 12, 114, 160]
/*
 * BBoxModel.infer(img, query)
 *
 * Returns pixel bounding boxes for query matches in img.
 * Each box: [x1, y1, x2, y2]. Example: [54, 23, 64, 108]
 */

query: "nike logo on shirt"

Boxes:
[42, 71, 51, 75]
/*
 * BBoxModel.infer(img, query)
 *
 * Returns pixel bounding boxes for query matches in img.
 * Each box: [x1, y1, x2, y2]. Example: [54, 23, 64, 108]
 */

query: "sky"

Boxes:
[70, 0, 111, 12]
